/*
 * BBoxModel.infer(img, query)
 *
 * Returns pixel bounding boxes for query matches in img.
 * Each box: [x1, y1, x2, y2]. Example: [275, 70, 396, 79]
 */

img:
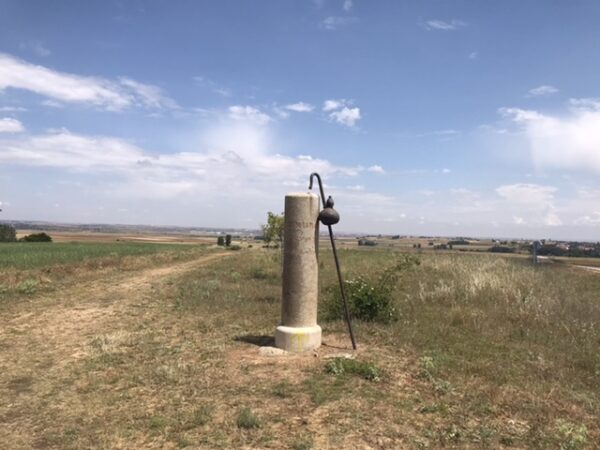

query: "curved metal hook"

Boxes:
[308, 172, 327, 209]
[308, 172, 357, 350]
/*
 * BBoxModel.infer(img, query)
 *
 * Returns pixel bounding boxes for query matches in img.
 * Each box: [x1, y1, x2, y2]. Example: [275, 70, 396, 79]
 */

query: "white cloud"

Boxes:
[0, 125, 363, 201]
[343, 0, 353, 12]
[568, 97, 600, 112]
[19, 41, 51, 57]
[0, 130, 145, 168]
[367, 165, 384, 174]
[329, 106, 361, 127]
[323, 99, 346, 112]
[500, 104, 600, 174]
[424, 19, 467, 31]
[527, 85, 558, 97]
[496, 183, 556, 204]
[285, 102, 314, 113]
[496, 183, 562, 226]
[320, 16, 357, 30]
[468, 52, 478, 59]
[0, 106, 27, 112]
[574, 212, 600, 225]
[322, 99, 361, 127]
[193, 76, 231, 97]
[346, 184, 364, 191]
[0, 117, 25, 133]
[0, 52, 177, 111]
[228, 105, 272, 125]
[273, 107, 290, 119]
[118, 77, 178, 109]
[41, 99, 65, 108]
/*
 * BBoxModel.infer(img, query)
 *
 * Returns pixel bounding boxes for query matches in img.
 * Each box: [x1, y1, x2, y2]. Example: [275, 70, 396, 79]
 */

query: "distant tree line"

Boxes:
[488, 246, 514, 253]
[535, 243, 600, 258]
[448, 239, 469, 246]
[358, 238, 377, 246]
[0, 224, 52, 243]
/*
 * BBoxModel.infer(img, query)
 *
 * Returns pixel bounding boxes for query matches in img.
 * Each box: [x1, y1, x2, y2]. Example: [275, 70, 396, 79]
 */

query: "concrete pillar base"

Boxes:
[275, 325, 322, 353]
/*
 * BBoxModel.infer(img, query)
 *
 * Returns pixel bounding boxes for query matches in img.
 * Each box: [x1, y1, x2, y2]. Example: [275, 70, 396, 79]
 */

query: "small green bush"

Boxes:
[322, 254, 420, 322]
[236, 407, 260, 429]
[190, 405, 213, 427]
[325, 358, 381, 381]
[17, 279, 39, 294]
[250, 267, 269, 279]
[292, 436, 314, 450]
[228, 244, 242, 251]
[557, 422, 587, 450]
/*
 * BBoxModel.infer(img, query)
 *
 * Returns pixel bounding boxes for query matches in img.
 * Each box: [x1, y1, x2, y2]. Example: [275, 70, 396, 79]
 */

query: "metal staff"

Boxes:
[309, 172, 357, 350]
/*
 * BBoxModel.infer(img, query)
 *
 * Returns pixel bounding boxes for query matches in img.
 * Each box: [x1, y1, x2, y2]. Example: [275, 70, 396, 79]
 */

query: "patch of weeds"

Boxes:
[418, 403, 448, 415]
[444, 425, 462, 442]
[153, 364, 180, 385]
[148, 415, 170, 430]
[304, 375, 345, 405]
[189, 405, 213, 427]
[205, 278, 221, 291]
[254, 295, 278, 303]
[230, 271, 241, 281]
[433, 379, 452, 395]
[325, 357, 381, 381]
[417, 355, 436, 380]
[236, 407, 260, 429]
[322, 254, 420, 322]
[557, 421, 587, 450]
[292, 435, 314, 450]
[176, 434, 194, 448]
[251, 267, 269, 279]
[470, 399, 494, 416]
[473, 426, 496, 443]
[7, 375, 34, 393]
[228, 244, 242, 251]
[272, 380, 292, 398]
[16, 278, 38, 294]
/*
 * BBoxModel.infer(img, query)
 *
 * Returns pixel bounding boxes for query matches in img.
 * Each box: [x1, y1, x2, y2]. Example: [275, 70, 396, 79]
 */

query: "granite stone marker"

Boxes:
[275, 192, 322, 352]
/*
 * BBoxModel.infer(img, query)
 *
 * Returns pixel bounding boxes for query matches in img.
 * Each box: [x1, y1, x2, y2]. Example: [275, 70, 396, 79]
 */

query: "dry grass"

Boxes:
[0, 246, 598, 449]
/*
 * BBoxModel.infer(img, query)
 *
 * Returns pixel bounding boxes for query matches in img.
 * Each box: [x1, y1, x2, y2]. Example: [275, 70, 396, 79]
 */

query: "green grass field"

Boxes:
[0, 242, 204, 270]
[0, 241, 212, 298]
[1, 244, 598, 449]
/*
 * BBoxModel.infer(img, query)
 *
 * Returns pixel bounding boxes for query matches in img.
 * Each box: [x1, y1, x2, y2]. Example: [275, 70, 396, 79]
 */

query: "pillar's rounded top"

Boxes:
[285, 192, 319, 199]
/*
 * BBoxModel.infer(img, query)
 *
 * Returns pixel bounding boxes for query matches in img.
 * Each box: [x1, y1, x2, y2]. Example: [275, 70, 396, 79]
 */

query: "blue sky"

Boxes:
[2, 0, 600, 239]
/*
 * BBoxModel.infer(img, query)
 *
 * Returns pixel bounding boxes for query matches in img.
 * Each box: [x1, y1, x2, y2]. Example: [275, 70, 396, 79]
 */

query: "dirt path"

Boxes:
[0, 251, 231, 447]
[0, 252, 230, 367]
[574, 264, 600, 273]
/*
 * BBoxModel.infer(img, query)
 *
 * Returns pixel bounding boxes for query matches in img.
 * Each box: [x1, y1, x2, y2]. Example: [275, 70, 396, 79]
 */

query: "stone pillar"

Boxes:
[275, 193, 322, 352]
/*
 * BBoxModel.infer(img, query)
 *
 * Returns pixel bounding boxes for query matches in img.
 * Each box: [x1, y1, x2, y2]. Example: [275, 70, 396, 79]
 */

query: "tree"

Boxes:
[0, 224, 17, 242]
[225, 234, 232, 247]
[261, 212, 284, 247]
[217, 236, 225, 246]
[19, 232, 52, 242]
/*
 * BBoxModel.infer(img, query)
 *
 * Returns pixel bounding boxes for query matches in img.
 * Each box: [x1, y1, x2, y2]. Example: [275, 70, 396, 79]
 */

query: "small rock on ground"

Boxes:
[323, 352, 355, 360]
[258, 346, 288, 356]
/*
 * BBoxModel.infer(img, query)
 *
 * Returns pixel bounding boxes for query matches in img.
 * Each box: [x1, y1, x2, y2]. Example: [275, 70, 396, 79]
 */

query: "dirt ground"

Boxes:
[0, 252, 231, 448]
